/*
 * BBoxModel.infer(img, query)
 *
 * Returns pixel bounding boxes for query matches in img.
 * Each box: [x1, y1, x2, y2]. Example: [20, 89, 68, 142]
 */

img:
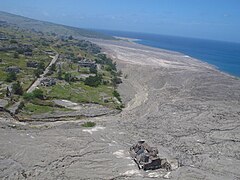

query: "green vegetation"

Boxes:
[113, 90, 122, 103]
[5, 72, 17, 82]
[89, 66, 97, 74]
[44, 83, 115, 106]
[84, 75, 103, 87]
[12, 81, 23, 95]
[23, 89, 44, 101]
[13, 52, 19, 58]
[50, 64, 56, 71]
[0, 13, 123, 116]
[82, 121, 96, 127]
[23, 103, 58, 115]
[34, 62, 45, 78]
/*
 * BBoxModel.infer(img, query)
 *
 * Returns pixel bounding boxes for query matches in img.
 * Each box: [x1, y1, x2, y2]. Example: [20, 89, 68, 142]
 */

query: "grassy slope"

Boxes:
[0, 11, 115, 40]
[0, 11, 122, 115]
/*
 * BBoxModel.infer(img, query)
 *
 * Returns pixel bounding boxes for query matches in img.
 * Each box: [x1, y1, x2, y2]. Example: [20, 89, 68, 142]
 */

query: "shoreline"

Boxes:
[106, 36, 239, 79]
[92, 38, 236, 78]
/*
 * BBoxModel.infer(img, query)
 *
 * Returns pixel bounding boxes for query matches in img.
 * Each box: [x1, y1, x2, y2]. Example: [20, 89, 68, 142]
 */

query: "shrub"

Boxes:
[64, 73, 73, 82]
[13, 52, 19, 58]
[112, 76, 122, 87]
[10, 39, 18, 44]
[37, 62, 45, 70]
[82, 121, 96, 127]
[113, 90, 122, 102]
[57, 70, 62, 80]
[12, 81, 23, 95]
[23, 89, 44, 101]
[117, 70, 123, 77]
[6, 72, 17, 82]
[89, 66, 97, 74]
[34, 68, 43, 78]
[84, 75, 102, 87]
[23, 92, 35, 101]
[50, 64, 56, 71]
[32, 89, 44, 100]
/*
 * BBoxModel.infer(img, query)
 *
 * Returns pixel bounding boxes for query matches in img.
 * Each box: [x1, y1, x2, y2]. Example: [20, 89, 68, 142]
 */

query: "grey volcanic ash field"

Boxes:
[1, 40, 240, 179]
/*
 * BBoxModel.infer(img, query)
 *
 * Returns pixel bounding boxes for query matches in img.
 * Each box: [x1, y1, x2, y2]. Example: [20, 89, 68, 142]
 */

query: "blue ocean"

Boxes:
[98, 30, 240, 77]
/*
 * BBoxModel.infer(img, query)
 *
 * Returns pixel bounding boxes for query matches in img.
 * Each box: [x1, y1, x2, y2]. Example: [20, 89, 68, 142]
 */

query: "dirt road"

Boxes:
[27, 54, 59, 93]
[0, 40, 240, 179]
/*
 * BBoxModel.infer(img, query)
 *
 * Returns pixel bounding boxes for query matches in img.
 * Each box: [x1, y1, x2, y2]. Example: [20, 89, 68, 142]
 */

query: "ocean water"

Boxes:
[98, 30, 240, 77]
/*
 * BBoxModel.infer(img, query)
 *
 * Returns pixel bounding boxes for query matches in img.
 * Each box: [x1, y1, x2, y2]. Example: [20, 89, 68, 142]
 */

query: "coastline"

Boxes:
[93, 38, 222, 73]
[109, 36, 240, 79]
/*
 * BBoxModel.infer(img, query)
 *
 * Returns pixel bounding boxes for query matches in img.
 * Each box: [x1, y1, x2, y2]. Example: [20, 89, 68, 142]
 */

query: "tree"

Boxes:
[112, 76, 122, 87]
[113, 90, 122, 102]
[64, 73, 72, 82]
[50, 64, 56, 71]
[23, 89, 44, 100]
[12, 81, 23, 95]
[6, 72, 17, 82]
[34, 62, 45, 78]
[37, 62, 45, 70]
[10, 39, 18, 44]
[89, 66, 97, 74]
[117, 70, 123, 77]
[23, 92, 35, 101]
[13, 52, 19, 58]
[84, 75, 102, 87]
[57, 70, 62, 80]
[34, 68, 43, 78]
[69, 35, 73, 40]
[32, 89, 44, 99]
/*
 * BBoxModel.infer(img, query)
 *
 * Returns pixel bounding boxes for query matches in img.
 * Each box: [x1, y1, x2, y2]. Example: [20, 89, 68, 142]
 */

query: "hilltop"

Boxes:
[0, 11, 114, 40]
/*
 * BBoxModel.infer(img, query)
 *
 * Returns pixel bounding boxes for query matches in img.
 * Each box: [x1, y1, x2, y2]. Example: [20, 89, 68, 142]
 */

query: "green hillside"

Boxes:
[0, 11, 114, 40]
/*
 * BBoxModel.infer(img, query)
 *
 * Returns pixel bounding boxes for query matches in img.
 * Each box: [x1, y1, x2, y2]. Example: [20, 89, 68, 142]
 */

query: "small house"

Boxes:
[45, 50, 55, 56]
[0, 33, 8, 41]
[78, 59, 96, 69]
[27, 61, 39, 68]
[40, 78, 56, 86]
[5, 66, 20, 73]
[24, 51, 33, 56]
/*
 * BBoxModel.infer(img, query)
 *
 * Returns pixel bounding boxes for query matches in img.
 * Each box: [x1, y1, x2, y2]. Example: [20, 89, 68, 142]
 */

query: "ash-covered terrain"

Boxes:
[1, 40, 240, 179]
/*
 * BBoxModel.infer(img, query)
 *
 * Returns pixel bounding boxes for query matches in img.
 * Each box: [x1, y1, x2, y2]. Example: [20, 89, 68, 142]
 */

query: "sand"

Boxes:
[0, 39, 240, 179]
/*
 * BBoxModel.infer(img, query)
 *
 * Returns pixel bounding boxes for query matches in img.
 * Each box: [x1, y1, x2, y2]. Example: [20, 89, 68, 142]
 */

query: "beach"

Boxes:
[0, 39, 240, 179]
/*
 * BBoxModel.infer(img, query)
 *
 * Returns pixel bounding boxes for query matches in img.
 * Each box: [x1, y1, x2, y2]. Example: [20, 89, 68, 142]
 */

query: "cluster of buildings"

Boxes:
[78, 59, 96, 69]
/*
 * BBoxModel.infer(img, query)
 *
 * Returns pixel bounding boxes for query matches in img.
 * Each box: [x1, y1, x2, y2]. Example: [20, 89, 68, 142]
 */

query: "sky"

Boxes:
[0, 0, 240, 42]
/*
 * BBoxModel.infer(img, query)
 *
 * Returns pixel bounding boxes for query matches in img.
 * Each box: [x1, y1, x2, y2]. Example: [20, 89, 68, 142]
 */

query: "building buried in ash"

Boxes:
[129, 140, 173, 171]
